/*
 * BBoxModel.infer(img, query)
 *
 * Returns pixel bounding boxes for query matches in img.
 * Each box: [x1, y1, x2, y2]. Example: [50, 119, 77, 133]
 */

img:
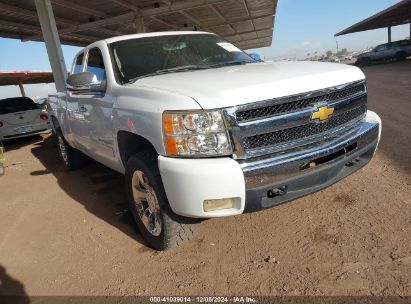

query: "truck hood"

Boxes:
[130, 61, 365, 109]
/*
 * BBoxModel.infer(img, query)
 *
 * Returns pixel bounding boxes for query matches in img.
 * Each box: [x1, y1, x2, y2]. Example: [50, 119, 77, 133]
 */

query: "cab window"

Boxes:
[375, 45, 388, 52]
[72, 53, 84, 74]
[86, 48, 106, 81]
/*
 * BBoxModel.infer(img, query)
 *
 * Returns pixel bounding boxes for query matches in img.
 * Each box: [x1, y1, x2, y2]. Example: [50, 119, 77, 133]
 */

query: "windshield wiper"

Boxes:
[126, 61, 253, 84]
[207, 60, 253, 68]
[126, 65, 210, 84]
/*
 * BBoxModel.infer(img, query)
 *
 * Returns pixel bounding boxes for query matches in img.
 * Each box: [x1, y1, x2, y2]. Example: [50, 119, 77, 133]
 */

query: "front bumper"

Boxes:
[242, 111, 381, 211]
[159, 111, 381, 218]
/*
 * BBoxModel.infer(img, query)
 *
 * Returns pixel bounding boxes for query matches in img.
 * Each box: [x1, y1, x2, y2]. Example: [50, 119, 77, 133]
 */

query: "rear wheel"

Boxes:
[56, 129, 88, 170]
[125, 152, 199, 250]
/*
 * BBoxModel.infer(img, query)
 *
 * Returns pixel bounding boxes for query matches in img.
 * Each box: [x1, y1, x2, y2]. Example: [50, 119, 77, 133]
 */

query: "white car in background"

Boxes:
[0, 97, 51, 141]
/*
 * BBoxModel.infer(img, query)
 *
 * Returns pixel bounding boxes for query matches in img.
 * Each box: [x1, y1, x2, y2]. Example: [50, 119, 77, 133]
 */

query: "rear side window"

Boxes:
[375, 45, 388, 52]
[399, 40, 410, 46]
[86, 48, 106, 81]
[0, 97, 39, 115]
[73, 53, 84, 74]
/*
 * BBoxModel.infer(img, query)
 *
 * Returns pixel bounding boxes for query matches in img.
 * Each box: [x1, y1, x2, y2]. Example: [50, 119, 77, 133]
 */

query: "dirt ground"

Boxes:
[0, 60, 410, 297]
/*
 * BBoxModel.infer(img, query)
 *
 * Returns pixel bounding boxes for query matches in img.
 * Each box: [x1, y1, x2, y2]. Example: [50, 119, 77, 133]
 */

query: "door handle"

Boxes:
[79, 106, 87, 113]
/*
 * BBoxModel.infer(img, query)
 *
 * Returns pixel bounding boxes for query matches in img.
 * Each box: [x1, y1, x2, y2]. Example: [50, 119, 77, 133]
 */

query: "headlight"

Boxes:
[163, 110, 232, 156]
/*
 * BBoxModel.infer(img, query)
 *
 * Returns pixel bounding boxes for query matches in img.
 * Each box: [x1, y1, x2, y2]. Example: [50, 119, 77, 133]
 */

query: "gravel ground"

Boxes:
[0, 60, 410, 297]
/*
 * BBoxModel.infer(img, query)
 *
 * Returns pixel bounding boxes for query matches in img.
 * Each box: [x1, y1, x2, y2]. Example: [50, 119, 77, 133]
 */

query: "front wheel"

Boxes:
[396, 52, 407, 62]
[125, 153, 199, 250]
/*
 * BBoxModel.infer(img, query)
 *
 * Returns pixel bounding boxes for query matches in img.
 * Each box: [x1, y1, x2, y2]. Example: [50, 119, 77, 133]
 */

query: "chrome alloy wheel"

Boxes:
[131, 170, 162, 236]
[57, 135, 69, 165]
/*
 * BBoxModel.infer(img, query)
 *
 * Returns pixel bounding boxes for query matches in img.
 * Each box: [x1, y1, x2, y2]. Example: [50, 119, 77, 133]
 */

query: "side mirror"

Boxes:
[66, 72, 106, 93]
[249, 53, 263, 62]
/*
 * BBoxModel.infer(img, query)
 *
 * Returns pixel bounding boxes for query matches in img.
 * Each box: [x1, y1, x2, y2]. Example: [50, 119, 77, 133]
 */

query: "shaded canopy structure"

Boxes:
[0, 0, 277, 50]
[0, 70, 53, 86]
[0, 0, 277, 93]
[335, 0, 411, 42]
[0, 70, 53, 96]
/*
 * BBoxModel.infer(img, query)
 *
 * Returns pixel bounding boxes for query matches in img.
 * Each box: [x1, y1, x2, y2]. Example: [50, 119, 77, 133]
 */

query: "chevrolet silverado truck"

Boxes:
[48, 31, 381, 250]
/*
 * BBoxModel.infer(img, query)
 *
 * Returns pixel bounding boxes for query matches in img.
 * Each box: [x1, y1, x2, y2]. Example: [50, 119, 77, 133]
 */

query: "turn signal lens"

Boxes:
[0, 121, 3, 127]
[164, 137, 178, 155]
[40, 113, 48, 121]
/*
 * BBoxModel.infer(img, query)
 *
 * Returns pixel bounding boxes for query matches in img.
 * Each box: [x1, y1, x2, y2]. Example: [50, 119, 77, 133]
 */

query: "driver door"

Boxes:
[66, 52, 91, 151]
[80, 47, 116, 167]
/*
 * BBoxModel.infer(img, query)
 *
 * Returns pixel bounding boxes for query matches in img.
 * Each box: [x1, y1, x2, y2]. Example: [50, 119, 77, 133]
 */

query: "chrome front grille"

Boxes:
[236, 83, 366, 122]
[224, 80, 368, 159]
[243, 105, 367, 150]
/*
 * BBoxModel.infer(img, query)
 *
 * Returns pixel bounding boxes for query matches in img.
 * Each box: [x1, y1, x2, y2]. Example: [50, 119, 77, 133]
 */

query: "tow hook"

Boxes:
[345, 161, 354, 167]
[268, 186, 287, 198]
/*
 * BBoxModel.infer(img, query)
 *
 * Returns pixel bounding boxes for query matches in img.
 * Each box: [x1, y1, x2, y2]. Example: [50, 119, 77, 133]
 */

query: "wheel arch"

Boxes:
[50, 115, 60, 135]
[50, 115, 59, 127]
[117, 131, 159, 167]
[396, 51, 407, 59]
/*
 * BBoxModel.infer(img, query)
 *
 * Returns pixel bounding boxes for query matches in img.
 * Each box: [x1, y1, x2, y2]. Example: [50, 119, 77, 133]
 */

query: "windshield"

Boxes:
[109, 34, 255, 84]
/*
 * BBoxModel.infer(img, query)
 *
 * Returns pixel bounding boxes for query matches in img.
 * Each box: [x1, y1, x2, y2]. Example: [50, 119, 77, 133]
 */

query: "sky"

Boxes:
[0, 0, 410, 99]
[249, 0, 410, 60]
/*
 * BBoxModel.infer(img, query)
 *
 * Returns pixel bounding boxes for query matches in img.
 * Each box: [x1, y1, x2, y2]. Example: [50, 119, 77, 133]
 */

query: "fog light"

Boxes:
[203, 198, 235, 212]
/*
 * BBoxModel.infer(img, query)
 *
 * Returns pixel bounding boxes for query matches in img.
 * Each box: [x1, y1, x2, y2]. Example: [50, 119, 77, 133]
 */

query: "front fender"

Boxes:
[112, 85, 202, 156]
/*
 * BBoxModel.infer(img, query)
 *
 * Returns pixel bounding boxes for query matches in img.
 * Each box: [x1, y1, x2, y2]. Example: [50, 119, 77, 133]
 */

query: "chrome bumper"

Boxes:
[239, 111, 381, 212]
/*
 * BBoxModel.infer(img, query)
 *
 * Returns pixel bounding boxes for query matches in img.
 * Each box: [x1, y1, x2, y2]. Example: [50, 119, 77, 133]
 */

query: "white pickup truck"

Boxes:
[49, 31, 381, 250]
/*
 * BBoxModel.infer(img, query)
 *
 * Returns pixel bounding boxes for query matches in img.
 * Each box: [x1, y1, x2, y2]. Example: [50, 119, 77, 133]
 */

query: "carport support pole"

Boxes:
[388, 26, 392, 43]
[34, 0, 67, 93]
[134, 16, 146, 33]
[18, 81, 26, 97]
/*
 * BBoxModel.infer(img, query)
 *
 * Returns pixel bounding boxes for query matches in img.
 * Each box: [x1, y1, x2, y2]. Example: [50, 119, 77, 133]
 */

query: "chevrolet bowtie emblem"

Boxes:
[311, 106, 335, 121]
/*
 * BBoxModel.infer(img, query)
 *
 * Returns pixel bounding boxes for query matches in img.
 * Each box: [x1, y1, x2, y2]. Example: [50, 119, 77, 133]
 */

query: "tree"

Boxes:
[326, 50, 333, 57]
[341, 48, 348, 55]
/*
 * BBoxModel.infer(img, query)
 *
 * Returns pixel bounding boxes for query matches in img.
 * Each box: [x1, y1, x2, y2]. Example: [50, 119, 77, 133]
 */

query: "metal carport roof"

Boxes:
[335, 0, 411, 37]
[0, 70, 53, 96]
[0, 0, 277, 50]
[0, 70, 53, 86]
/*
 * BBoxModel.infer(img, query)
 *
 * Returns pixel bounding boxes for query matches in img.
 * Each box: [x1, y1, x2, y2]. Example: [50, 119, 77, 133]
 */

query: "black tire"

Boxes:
[396, 52, 407, 62]
[125, 152, 199, 250]
[56, 129, 88, 171]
